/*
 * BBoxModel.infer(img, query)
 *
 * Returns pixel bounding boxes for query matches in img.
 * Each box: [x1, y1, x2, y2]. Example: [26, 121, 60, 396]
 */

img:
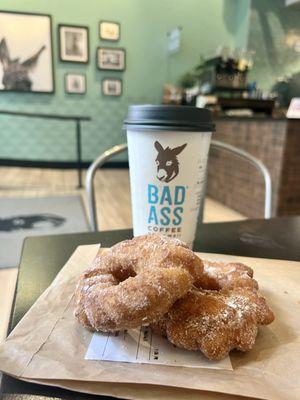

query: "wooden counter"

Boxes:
[207, 117, 300, 218]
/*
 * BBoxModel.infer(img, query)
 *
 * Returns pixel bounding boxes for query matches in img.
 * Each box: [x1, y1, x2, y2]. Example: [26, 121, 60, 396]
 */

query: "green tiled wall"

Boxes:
[0, 0, 249, 162]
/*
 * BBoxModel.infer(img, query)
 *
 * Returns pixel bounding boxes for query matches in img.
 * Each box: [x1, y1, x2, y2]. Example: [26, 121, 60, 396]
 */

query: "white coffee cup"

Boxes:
[124, 105, 214, 248]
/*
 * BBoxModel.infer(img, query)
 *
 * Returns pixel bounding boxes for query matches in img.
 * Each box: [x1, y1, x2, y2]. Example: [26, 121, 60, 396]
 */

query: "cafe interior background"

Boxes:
[0, 0, 299, 341]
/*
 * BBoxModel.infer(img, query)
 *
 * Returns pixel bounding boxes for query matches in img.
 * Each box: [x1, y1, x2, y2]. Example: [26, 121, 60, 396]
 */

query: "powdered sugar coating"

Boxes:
[74, 234, 199, 331]
[151, 288, 274, 360]
[74, 234, 275, 359]
[85, 267, 192, 331]
[196, 260, 259, 291]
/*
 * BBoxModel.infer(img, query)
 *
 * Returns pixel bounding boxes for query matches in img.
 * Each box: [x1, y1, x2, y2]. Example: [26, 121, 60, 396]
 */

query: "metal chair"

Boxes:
[86, 141, 272, 231]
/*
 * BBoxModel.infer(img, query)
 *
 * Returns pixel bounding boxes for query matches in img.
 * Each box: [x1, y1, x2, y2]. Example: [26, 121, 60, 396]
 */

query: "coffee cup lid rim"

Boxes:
[123, 105, 215, 132]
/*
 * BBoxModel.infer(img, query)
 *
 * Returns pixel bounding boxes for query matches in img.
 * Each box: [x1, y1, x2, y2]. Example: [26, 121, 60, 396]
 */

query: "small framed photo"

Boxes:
[99, 21, 120, 41]
[58, 24, 89, 63]
[97, 47, 125, 71]
[102, 78, 122, 96]
[65, 73, 86, 94]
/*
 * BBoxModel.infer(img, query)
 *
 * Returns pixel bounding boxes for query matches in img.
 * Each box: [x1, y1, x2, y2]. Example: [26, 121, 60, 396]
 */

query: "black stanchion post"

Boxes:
[76, 119, 82, 189]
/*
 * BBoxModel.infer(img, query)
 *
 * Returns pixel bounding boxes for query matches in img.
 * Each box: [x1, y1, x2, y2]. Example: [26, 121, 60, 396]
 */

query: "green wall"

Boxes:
[248, 0, 300, 91]
[0, 0, 249, 162]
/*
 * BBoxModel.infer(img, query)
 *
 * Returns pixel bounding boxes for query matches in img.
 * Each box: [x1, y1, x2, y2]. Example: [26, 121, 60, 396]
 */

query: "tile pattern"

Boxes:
[207, 119, 295, 218]
[277, 121, 300, 216]
[0, 97, 134, 162]
[0, 0, 251, 163]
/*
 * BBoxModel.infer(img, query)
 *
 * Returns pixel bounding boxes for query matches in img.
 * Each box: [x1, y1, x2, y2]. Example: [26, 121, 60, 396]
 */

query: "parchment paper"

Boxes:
[0, 244, 300, 400]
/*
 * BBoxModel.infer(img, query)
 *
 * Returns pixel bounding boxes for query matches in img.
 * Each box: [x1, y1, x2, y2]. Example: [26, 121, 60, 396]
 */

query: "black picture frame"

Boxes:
[0, 10, 55, 93]
[64, 73, 86, 94]
[58, 24, 89, 64]
[96, 47, 126, 71]
[102, 78, 122, 96]
[99, 20, 120, 41]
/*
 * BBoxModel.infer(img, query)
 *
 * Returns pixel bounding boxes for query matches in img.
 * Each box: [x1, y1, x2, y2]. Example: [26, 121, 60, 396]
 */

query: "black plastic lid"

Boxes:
[123, 105, 215, 132]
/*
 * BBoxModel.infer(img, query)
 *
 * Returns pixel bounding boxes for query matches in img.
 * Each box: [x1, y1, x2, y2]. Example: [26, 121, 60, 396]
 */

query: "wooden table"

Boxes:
[1, 216, 300, 400]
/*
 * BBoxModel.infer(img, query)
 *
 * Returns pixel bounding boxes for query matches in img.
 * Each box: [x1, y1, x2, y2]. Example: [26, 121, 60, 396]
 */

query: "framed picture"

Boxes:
[65, 73, 86, 94]
[0, 11, 54, 93]
[99, 21, 120, 41]
[58, 24, 89, 63]
[97, 47, 125, 71]
[102, 78, 122, 96]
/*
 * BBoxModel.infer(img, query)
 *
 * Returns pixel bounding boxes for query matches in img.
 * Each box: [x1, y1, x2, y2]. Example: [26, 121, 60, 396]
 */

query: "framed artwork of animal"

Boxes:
[102, 78, 122, 96]
[0, 11, 54, 93]
[97, 47, 126, 71]
[99, 21, 120, 41]
[58, 25, 89, 64]
[65, 73, 86, 94]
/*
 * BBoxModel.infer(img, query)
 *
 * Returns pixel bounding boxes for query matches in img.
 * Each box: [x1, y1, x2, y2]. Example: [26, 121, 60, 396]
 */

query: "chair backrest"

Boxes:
[86, 141, 272, 231]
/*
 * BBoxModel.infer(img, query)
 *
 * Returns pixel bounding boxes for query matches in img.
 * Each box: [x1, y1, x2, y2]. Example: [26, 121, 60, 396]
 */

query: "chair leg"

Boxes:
[86, 144, 128, 231]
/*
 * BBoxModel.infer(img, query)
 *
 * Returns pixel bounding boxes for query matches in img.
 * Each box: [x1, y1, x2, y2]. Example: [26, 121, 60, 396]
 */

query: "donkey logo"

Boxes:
[0, 38, 45, 91]
[154, 141, 187, 183]
[0, 214, 65, 232]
